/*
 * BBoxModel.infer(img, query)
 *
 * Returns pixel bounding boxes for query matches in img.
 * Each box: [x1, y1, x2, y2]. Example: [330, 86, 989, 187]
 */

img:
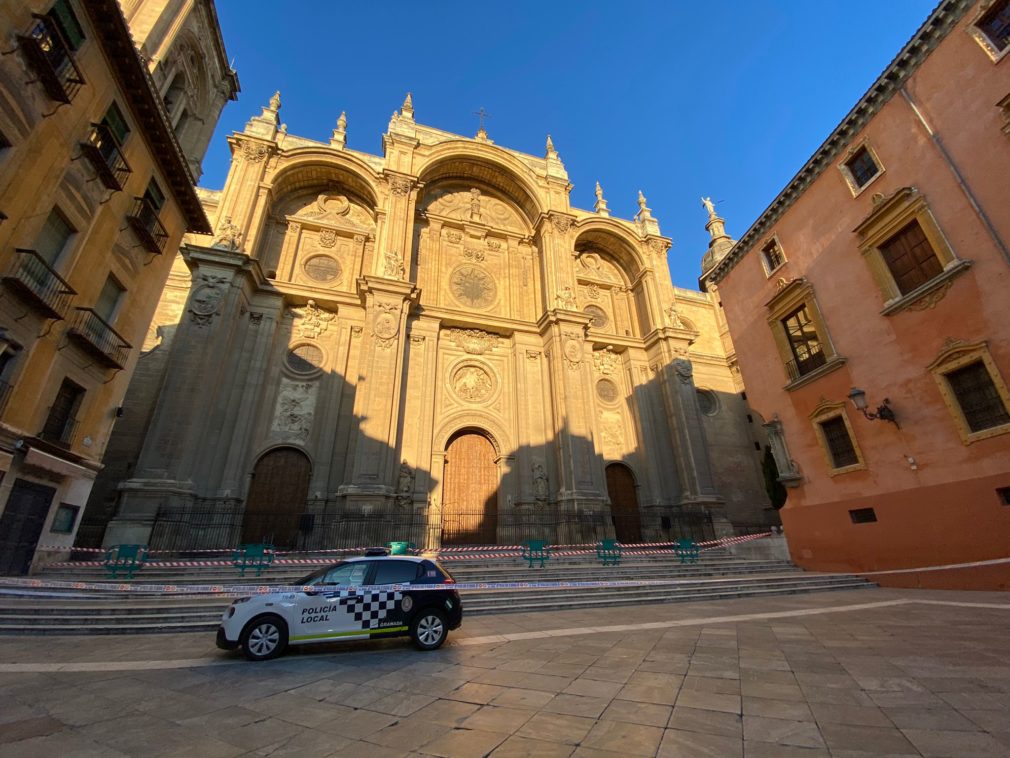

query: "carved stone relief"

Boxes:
[303, 255, 342, 283]
[272, 379, 317, 441]
[373, 302, 401, 350]
[293, 300, 335, 339]
[599, 410, 625, 448]
[556, 286, 576, 310]
[445, 328, 500, 355]
[451, 362, 496, 403]
[424, 188, 526, 232]
[213, 217, 242, 251]
[532, 462, 548, 503]
[449, 265, 497, 308]
[463, 248, 486, 262]
[382, 251, 405, 279]
[584, 304, 609, 330]
[593, 347, 619, 375]
[562, 332, 584, 370]
[388, 176, 413, 196]
[189, 274, 229, 327]
[241, 141, 269, 162]
[318, 228, 337, 248]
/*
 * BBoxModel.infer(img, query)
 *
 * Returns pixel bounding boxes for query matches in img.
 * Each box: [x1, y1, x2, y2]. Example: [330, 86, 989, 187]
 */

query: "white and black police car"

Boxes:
[216, 552, 462, 660]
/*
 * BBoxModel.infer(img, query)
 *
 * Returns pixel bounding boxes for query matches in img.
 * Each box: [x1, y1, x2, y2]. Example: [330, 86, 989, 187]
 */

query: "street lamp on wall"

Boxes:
[847, 387, 900, 429]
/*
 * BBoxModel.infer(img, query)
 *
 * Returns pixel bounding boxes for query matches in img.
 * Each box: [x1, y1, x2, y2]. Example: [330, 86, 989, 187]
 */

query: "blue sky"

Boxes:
[203, 0, 936, 289]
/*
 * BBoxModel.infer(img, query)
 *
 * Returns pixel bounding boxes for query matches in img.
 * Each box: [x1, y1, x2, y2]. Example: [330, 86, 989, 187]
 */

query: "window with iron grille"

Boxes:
[845, 146, 880, 188]
[978, 0, 1010, 52]
[762, 239, 785, 273]
[782, 306, 827, 377]
[945, 360, 1010, 432]
[819, 416, 859, 468]
[849, 507, 877, 524]
[878, 220, 944, 295]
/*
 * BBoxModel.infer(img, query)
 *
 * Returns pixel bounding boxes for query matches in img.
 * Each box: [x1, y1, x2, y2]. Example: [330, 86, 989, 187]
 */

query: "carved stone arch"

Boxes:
[416, 143, 545, 228]
[433, 412, 512, 460]
[574, 226, 654, 338]
[269, 153, 382, 209]
[574, 224, 649, 278]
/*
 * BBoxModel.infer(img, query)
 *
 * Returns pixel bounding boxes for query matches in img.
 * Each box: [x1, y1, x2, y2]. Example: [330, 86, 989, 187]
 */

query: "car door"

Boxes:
[361, 560, 423, 636]
[290, 561, 370, 643]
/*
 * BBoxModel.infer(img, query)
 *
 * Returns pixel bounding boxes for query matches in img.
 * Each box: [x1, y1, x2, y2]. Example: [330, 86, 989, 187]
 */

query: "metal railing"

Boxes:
[1, 248, 76, 320]
[0, 379, 12, 416]
[126, 196, 169, 254]
[138, 504, 716, 553]
[80, 123, 131, 191]
[785, 343, 827, 381]
[67, 307, 131, 369]
[17, 15, 85, 105]
[38, 412, 78, 447]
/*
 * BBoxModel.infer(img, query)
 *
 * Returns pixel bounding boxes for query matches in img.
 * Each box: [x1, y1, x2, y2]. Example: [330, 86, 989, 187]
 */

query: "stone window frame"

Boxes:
[853, 187, 971, 316]
[758, 235, 787, 278]
[765, 278, 846, 391]
[809, 399, 866, 476]
[927, 339, 1010, 445]
[284, 341, 327, 378]
[838, 140, 885, 197]
[999, 92, 1010, 139]
[968, 0, 1010, 62]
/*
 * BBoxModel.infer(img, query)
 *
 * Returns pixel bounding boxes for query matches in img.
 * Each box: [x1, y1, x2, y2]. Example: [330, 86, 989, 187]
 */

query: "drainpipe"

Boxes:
[900, 86, 1010, 266]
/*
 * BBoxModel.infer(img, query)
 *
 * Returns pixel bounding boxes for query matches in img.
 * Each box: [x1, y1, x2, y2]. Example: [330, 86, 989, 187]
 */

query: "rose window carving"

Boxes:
[303, 255, 341, 283]
[287, 344, 324, 374]
[449, 265, 497, 309]
[584, 305, 609, 330]
[596, 378, 620, 404]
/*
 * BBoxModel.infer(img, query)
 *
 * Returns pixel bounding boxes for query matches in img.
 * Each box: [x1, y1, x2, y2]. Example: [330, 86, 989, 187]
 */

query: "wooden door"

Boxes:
[606, 463, 641, 543]
[441, 432, 498, 545]
[243, 448, 311, 548]
[0, 479, 56, 575]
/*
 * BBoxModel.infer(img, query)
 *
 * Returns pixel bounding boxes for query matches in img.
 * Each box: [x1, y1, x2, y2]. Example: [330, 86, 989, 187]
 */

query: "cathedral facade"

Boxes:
[87, 94, 775, 550]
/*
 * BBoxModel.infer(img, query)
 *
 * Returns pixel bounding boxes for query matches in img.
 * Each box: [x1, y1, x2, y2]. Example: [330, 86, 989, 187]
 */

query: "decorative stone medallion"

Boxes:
[303, 255, 341, 283]
[584, 305, 609, 330]
[449, 265, 496, 309]
[451, 362, 496, 403]
[596, 378, 620, 404]
[374, 312, 399, 340]
[287, 344, 324, 374]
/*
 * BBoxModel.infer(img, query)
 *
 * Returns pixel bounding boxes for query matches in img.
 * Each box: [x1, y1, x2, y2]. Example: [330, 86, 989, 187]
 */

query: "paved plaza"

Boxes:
[1, 588, 1009, 757]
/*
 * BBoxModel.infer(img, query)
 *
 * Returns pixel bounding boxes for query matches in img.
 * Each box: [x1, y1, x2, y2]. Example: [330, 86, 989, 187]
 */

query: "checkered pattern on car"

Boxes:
[329, 590, 403, 629]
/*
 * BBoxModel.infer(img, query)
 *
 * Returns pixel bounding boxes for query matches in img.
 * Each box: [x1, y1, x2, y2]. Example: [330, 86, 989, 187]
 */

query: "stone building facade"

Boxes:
[705, 0, 1010, 589]
[0, 0, 236, 573]
[91, 94, 775, 550]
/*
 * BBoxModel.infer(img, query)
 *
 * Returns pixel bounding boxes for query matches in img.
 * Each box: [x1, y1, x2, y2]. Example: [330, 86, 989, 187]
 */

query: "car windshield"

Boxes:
[296, 562, 368, 586]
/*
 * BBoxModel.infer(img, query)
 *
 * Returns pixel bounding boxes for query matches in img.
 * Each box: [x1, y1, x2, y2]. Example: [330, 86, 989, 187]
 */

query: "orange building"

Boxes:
[704, 0, 1010, 589]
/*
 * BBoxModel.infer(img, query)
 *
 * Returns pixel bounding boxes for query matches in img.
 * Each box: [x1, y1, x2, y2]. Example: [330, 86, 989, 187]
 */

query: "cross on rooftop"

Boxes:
[474, 106, 491, 131]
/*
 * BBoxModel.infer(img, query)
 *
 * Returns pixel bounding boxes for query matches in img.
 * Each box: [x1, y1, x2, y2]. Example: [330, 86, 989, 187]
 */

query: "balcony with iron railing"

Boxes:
[16, 14, 85, 105]
[785, 343, 828, 381]
[126, 196, 169, 254]
[37, 411, 78, 448]
[1, 248, 76, 320]
[80, 123, 131, 191]
[67, 307, 131, 369]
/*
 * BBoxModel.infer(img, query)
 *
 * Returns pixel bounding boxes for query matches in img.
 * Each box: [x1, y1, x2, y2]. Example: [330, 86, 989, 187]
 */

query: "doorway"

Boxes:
[0, 479, 56, 575]
[242, 447, 311, 548]
[606, 463, 641, 543]
[441, 431, 498, 545]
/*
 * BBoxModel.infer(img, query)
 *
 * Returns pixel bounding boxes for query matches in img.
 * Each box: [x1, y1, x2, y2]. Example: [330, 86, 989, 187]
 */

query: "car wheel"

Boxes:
[410, 608, 447, 650]
[240, 614, 288, 661]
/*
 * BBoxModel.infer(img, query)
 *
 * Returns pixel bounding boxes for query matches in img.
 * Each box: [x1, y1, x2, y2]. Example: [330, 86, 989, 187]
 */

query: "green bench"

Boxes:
[386, 541, 417, 556]
[103, 544, 149, 579]
[232, 543, 275, 577]
[596, 538, 622, 566]
[674, 538, 700, 564]
[521, 539, 551, 568]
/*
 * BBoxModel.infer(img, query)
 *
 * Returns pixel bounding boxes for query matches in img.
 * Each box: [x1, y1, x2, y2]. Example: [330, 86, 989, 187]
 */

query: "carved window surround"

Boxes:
[837, 139, 885, 198]
[809, 399, 867, 477]
[853, 187, 969, 315]
[758, 234, 788, 278]
[999, 93, 1010, 139]
[968, 0, 1010, 62]
[765, 278, 845, 391]
[927, 339, 1010, 445]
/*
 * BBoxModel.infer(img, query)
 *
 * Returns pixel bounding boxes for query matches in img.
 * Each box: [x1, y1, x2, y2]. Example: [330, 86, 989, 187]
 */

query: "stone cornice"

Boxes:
[709, 0, 971, 284]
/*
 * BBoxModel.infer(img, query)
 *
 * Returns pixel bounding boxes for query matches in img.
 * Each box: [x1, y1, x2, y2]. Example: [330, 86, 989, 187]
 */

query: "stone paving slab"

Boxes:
[0, 588, 1008, 756]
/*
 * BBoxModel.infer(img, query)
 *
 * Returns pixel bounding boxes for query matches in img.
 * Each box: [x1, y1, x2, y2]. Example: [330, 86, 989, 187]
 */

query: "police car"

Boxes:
[216, 554, 462, 660]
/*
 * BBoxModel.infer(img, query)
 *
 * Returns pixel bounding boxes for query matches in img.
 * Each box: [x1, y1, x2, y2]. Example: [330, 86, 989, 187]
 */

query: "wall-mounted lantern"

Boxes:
[847, 387, 899, 429]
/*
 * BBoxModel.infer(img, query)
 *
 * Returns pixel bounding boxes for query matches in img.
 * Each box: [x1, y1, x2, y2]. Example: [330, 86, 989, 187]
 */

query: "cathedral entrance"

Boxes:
[441, 431, 498, 545]
[606, 463, 642, 543]
[242, 447, 311, 548]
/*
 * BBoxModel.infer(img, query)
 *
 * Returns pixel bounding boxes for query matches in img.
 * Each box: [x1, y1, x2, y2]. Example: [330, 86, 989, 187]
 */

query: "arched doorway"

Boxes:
[441, 431, 498, 544]
[606, 463, 641, 543]
[242, 447, 311, 548]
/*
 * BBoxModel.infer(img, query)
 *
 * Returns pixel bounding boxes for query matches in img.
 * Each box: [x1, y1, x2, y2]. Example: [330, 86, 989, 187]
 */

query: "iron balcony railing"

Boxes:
[80, 123, 131, 191]
[1, 248, 76, 320]
[38, 411, 78, 448]
[67, 307, 131, 369]
[126, 196, 169, 254]
[0, 379, 12, 416]
[16, 14, 85, 105]
[785, 343, 828, 381]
